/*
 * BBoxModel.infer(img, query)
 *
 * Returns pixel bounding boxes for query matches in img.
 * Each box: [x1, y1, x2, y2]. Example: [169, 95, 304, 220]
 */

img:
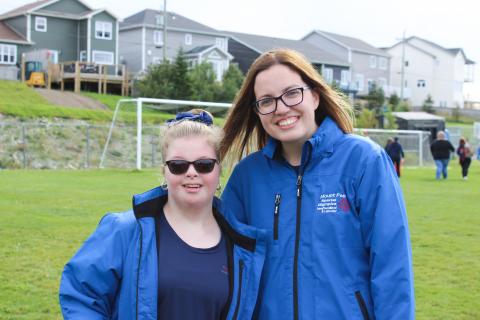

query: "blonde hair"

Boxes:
[161, 109, 224, 162]
[220, 48, 354, 162]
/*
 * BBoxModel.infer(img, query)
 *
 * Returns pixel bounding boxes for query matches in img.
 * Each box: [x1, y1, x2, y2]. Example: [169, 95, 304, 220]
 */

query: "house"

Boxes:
[302, 30, 391, 96]
[386, 36, 475, 108]
[224, 31, 350, 88]
[0, 0, 120, 79]
[119, 9, 232, 80]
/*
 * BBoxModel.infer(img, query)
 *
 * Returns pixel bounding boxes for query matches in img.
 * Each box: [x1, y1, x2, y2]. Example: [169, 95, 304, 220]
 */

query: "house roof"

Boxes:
[0, 0, 51, 18]
[224, 30, 350, 67]
[305, 30, 389, 57]
[0, 0, 118, 20]
[120, 9, 220, 35]
[392, 111, 445, 121]
[404, 36, 475, 64]
[184, 44, 233, 60]
[0, 21, 29, 43]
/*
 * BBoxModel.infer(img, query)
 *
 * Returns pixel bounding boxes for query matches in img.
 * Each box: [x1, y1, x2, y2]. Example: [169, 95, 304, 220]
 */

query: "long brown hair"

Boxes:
[220, 48, 353, 162]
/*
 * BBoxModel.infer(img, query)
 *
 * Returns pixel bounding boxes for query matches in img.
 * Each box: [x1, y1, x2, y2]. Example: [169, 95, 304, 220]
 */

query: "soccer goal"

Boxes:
[99, 98, 231, 170]
[354, 128, 432, 166]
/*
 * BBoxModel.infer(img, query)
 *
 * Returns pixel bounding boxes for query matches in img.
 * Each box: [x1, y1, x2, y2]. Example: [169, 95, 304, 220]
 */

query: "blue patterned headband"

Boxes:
[166, 111, 213, 127]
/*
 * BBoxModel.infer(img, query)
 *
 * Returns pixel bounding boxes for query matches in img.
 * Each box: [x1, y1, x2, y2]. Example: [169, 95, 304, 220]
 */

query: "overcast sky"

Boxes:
[3, 0, 480, 96]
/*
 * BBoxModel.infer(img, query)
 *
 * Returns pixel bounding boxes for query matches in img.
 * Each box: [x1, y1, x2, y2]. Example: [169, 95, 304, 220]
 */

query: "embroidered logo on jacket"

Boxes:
[316, 193, 350, 213]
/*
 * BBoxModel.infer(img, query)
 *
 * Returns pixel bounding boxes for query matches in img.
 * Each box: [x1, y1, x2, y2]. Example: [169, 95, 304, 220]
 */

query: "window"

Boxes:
[80, 51, 87, 62]
[404, 61, 409, 67]
[215, 37, 225, 50]
[417, 79, 426, 87]
[355, 74, 364, 91]
[340, 70, 350, 86]
[95, 21, 112, 40]
[185, 33, 192, 45]
[377, 78, 387, 87]
[379, 57, 388, 70]
[0, 44, 16, 64]
[35, 17, 47, 32]
[369, 56, 377, 68]
[154, 30, 163, 46]
[367, 79, 374, 91]
[323, 68, 333, 83]
[155, 15, 164, 26]
[92, 50, 114, 65]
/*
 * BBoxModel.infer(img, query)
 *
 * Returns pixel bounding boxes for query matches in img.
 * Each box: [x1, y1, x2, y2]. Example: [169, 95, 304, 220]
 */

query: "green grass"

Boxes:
[0, 164, 479, 319]
[0, 80, 170, 123]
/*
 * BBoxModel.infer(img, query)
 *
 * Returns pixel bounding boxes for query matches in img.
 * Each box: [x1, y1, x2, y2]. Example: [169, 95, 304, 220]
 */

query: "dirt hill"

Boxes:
[34, 89, 108, 110]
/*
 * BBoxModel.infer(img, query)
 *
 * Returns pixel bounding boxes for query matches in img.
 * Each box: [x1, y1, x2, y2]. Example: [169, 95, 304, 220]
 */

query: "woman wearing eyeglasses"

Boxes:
[220, 49, 414, 319]
[59, 110, 267, 320]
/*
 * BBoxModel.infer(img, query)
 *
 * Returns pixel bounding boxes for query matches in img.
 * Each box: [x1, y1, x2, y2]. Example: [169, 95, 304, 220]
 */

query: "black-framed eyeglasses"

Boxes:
[253, 86, 311, 115]
[165, 159, 218, 175]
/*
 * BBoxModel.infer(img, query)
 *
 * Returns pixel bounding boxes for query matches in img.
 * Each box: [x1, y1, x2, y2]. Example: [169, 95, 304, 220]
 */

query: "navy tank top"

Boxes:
[156, 210, 229, 319]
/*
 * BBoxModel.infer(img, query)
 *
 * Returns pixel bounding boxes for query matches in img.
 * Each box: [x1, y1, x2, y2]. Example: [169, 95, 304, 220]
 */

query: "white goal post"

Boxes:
[99, 98, 231, 170]
[100, 98, 433, 169]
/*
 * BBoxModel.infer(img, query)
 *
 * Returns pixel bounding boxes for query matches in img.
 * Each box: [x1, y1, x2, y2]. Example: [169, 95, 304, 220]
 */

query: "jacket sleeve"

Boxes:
[59, 213, 128, 319]
[221, 166, 248, 224]
[355, 150, 415, 319]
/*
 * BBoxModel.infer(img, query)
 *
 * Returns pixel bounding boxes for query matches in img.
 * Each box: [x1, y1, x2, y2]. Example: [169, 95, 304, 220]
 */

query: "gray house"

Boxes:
[119, 9, 232, 80]
[0, 0, 119, 79]
[225, 31, 350, 86]
[302, 30, 391, 96]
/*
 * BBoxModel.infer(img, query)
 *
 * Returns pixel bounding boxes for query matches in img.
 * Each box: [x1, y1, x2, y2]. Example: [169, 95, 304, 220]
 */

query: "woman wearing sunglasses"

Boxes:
[220, 49, 414, 319]
[59, 110, 267, 320]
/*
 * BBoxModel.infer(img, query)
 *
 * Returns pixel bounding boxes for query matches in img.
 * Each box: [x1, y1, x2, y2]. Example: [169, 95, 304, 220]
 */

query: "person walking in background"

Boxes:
[457, 137, 473, 180]
[220, 49, 414, 319]
[59, 110, 267, 319]
[430, 131, 455, 180]
[385, 136, 405, 177]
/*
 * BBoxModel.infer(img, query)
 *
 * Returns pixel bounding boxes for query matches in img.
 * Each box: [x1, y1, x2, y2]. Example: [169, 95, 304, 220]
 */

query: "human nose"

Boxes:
[185, 163, 198, 176]
[274, 97, 290, 114]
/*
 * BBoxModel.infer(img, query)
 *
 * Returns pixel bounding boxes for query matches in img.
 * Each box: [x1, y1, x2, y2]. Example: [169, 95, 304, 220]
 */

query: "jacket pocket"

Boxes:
[232, 260, 244, 320]
[354, 291, 370, 320]
[273, 194, 281, 240]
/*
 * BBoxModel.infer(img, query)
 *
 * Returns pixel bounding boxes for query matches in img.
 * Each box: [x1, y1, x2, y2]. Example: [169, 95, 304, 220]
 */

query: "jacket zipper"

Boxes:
[355, 291, 370, 320]
[273, 194, 281, 240]
[136, 222, 143, 320]
[293, 174, 303, 320]
[232, 259, 245, 320]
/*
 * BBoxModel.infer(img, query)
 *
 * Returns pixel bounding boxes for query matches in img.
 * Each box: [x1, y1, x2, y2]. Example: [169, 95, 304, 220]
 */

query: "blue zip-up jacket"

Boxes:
[59, 187, 267, 320]
[221, 117, 415, 319]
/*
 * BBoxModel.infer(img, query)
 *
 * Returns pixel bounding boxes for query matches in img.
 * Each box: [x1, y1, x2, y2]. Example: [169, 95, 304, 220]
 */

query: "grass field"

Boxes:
[0, 162, 479, 319]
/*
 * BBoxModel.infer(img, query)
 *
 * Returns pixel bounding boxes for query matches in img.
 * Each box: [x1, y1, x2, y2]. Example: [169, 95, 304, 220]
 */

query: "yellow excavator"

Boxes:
[25, 61, 46, 87]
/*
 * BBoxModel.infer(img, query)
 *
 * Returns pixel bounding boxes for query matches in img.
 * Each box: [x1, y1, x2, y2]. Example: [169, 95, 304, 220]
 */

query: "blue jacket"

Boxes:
[221, 117, 415, 320]
[59, 187, 267, 320]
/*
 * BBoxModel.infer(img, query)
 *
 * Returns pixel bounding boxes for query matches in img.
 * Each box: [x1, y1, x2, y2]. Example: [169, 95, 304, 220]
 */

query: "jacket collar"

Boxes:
[262, 116, 343, 161]
[132, 186, 256, 252]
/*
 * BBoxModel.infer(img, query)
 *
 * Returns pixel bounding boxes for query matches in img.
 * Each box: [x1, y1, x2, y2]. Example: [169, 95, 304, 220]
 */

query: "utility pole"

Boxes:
[163, 0, 167, 61]
[400, 30, 406, 100]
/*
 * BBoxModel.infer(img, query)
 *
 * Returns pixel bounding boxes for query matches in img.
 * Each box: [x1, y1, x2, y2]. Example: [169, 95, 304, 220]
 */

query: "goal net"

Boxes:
[354, 128, 433, 166]
[99, 98, 231, 170]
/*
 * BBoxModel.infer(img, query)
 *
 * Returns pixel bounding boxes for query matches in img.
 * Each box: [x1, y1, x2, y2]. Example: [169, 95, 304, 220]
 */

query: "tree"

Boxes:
[217, 64, 244, 102]
[364, 83, 385, 114]
[134, 61, 176, 98]
[421, 94, 434, 113]
[171, 48, 191, 100]
[355, 108, 378, 128]
[188, 62, 222, 102]
[388, 93, 400, 111]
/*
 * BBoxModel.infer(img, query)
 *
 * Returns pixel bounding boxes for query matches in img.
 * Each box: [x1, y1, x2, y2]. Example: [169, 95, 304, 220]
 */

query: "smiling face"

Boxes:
[164, 135, 220, 210]
[254, 64, 319, 148]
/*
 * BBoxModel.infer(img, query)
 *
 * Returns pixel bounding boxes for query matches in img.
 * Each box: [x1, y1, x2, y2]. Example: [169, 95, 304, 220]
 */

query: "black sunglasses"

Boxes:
[165, 159, 218, 175]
